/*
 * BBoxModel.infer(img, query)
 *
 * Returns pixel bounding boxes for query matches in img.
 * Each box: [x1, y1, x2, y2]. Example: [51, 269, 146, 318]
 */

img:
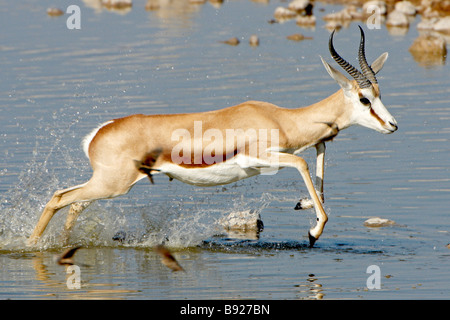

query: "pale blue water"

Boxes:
[0, 0, 449, 300]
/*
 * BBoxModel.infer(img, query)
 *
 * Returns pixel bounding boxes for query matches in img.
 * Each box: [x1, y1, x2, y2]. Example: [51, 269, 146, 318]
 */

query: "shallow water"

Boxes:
[0, 0, 449, 300]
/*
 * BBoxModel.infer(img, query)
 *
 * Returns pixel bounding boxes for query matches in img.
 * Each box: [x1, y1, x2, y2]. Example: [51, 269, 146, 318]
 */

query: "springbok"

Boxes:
[28, 27, 397, 247]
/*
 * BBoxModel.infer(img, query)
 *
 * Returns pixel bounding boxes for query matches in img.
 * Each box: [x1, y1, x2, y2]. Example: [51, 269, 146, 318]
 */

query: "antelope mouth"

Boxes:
[384, 122, 398, 134]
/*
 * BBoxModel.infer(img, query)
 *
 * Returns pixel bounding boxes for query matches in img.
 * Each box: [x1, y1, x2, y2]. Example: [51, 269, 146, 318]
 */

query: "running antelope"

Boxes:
[28, 27, 397, 247]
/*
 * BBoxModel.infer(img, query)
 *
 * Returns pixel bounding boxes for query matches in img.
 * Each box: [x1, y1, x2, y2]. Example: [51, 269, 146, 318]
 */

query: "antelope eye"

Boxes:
[360, 97, 371, 106]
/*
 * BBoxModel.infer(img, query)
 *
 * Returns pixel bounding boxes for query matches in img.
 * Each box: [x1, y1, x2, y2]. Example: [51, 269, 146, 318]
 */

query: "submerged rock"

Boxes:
[219, 209, 264, 232]
[220, 37, 240, 46]
[286, 33, 313, 41]
[323, 4, 372, 22]
[288, 0, 312, 14]
[101, 0, 132, 9]
[362, 1, 387, 16]
[409, 34, 447, 66]
[274, 7, 297, 21]
[249, 34, 260, 47]
[219, 209, 264, 240]
[296, 14, 316, 26]
[395, 1, 417, 16]
[364, 217, 395, 227]
[433, 16, 450, 33]
[386, 10, 410, 28]
[47, 8, 64, 17]
[409, 34, 447, 54]
[418, 16, 450, 33]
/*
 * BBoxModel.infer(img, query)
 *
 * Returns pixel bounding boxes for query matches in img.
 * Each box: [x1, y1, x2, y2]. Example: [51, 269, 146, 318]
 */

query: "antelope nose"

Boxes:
[389, 121, 398, 131]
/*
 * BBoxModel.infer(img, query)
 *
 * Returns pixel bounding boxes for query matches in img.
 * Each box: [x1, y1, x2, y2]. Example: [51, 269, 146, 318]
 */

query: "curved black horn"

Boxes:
[358, 26, 377, 84]
[329, 30, 372, 89]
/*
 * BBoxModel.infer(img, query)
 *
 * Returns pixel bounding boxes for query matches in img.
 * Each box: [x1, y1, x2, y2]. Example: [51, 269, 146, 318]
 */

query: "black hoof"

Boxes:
[294, 202, 302, 210]
[308, 231, 317, 248]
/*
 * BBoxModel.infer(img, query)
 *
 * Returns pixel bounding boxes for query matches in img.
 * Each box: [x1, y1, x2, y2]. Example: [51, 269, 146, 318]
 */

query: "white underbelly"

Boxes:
[158, 154, 280, 187]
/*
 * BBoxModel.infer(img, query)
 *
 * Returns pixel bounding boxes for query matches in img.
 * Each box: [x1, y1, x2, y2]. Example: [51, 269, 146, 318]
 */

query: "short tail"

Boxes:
[133, 148, 163, 184]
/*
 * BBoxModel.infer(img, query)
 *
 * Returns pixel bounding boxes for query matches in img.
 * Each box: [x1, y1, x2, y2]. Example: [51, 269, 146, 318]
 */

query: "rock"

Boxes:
[101, 0, 132, 9]
[220, 37, 240, 46]
[362, 1, 387, 16]
[219, 209, 264, 232]
[419, 0, 450, 17]
[364, 217, 395, 227]
[47, 8, 64, 16]
[433, 16, 450, 33]
[323, 7, 353, 21]
[323, 5, 364, 21]
[325, 20, 343, 31]
[249, 35, 259, 47]
[417, 17, 439, 30]
[288, 0, 313, 14]
[286, 33, 313, 41]
[274, 7, 297, 21]
[395, 1, 417, 16]
[418, 16, 450, 33]
[386, 10, 409, 28]
[409, 34, 447, 54]
[296, 14, 316, 26]
[409, 34, 447, 66]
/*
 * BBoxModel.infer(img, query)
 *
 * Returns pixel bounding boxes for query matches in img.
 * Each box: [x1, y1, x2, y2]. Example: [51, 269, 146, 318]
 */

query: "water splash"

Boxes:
[0, 108, 94, 251]
[1, 108, 277, 251]
[1, 151, 275, 251]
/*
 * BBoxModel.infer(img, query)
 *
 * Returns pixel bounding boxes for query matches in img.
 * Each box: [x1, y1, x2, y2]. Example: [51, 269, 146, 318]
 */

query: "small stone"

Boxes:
[323, 7, 353, 21]
[395, 1, 417, 16]
[325, 20, 342, 31]
[249, 35, 259, 47]
[288, 0, 313, 14]
[433, 16, 450, 33]
[101, 0, 132, 9]
[219, 209, 264, 231]
[364, 217, 395, 227]
[409, 34, 446, 55]
[386, 10, 409, 28]
[417, 17, 439, 30]
[362, 1, 387, 16]
[47, 8, 64, 17]
[220, 37, 240, 46]
[409, 34, 447, 66]
[274, 7, 297, 21]
[286, 33, 313, 41]
[296, 15, 316, 26]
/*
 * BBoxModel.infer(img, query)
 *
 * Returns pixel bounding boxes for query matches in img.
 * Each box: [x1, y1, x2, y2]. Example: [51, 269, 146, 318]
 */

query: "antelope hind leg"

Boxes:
[59, 201, 91, 243]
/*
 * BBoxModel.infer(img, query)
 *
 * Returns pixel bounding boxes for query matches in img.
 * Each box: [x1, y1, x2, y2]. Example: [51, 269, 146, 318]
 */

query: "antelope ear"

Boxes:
[371, 52, 388, 75]
[320, 56, 352, 91]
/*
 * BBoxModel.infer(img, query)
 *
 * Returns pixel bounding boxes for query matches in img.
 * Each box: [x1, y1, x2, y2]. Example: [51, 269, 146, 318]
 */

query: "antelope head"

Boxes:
[321, 26, 398, 134]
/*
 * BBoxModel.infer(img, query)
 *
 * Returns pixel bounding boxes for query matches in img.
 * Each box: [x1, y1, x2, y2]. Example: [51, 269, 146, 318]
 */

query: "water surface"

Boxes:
[0, 0, 449, 300]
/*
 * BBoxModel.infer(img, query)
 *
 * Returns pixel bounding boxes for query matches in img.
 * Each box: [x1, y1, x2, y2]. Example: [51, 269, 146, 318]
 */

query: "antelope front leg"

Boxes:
[315, 142, 325, 202]
[295, 142, 326, 210]
[274, 152, 328, 247]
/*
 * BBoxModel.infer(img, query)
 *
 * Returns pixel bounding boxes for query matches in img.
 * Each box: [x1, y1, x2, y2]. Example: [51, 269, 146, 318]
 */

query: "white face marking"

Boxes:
[351, 87, 398, 134]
